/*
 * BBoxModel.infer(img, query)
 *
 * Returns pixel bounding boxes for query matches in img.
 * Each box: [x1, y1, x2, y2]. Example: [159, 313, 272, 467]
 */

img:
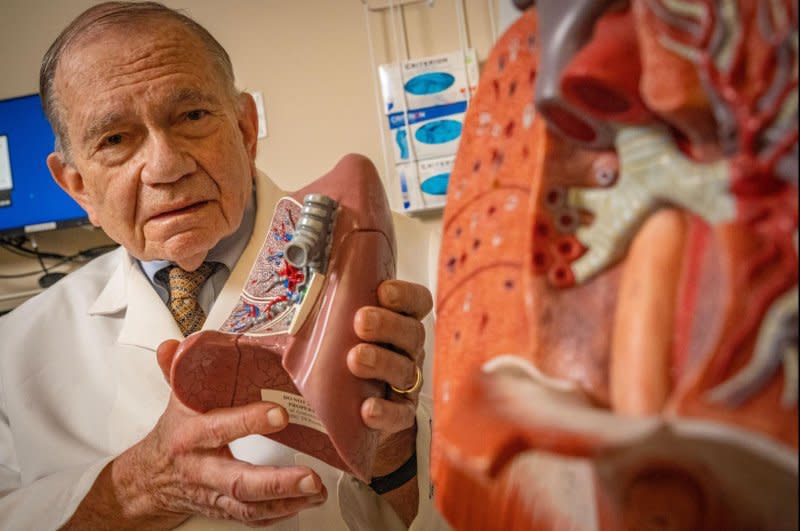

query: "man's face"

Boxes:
[48, 20, 258, 271]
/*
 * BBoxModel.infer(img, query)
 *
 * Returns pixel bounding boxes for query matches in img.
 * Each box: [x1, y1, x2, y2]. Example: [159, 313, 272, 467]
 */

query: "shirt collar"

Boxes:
[139, 188, 257, 282]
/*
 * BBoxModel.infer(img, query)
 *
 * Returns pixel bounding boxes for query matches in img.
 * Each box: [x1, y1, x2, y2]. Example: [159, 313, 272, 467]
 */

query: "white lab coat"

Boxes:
[0, 171, 449, 531]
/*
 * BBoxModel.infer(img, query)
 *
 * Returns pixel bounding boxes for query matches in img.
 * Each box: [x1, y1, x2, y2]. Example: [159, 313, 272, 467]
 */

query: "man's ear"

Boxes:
[237, 92, 259, 166]
[47, 152, 99, 226]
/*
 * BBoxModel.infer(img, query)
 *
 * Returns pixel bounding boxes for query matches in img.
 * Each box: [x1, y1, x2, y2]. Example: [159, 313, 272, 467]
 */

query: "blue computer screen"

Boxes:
[0, 94, 88, 237]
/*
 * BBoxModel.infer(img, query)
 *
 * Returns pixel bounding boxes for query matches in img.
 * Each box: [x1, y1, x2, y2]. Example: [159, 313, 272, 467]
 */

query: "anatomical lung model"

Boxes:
[168, 155, 396, 482]
[432, 1, 797, 529]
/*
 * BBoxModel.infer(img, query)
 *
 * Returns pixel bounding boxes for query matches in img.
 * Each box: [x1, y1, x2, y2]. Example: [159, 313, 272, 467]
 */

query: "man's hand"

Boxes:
[347, 279, 433, 524]
[64, 341, 327, 530]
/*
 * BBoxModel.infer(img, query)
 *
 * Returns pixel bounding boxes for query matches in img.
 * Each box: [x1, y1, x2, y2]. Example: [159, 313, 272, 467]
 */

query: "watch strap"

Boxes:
[368, 451, 417, 495]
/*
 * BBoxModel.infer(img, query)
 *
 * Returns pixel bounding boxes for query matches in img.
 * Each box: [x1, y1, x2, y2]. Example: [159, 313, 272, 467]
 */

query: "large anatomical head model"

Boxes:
[432, 1, 797, 529]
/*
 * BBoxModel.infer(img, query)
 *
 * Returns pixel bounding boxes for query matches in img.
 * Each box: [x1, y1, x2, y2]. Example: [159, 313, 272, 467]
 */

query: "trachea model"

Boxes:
[169, 154, 396, 483]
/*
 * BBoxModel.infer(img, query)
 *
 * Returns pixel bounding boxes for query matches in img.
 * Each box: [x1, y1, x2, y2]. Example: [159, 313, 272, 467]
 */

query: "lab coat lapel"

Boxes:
[120, 258, 183, 348]
[205, 172, 283, 329]
[90, 251, 182, 350]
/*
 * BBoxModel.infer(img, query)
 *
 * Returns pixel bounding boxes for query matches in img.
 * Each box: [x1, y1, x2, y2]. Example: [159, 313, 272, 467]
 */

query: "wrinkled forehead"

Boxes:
[59, 18, 211, 81]
[54, 18, 231, 129]
[51, 18, 234, 154]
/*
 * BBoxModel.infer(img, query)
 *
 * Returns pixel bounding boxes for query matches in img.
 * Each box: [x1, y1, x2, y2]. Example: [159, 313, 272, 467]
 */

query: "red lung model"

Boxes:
[168, 154, 396, 483]
[433, 2, 798, 530]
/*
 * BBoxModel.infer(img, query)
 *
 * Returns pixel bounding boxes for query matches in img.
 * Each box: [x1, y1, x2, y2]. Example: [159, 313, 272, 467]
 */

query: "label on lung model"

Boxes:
[261, 389, 328, 434]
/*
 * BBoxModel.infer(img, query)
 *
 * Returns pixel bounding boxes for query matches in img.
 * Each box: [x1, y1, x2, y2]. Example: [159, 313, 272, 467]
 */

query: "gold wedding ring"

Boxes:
[391, 365, 423, 395]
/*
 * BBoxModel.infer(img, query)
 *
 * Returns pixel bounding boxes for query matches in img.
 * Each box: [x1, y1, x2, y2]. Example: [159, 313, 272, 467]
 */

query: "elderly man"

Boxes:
[0, 2, 447, 530]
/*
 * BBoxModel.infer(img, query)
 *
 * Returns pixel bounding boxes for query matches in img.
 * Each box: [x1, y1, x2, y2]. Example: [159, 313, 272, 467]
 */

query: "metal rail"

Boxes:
[361, 0, 434, 11]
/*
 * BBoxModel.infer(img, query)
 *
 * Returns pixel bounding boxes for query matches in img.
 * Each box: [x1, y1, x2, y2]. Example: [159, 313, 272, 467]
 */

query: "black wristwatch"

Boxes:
[368, 451, 417, 494]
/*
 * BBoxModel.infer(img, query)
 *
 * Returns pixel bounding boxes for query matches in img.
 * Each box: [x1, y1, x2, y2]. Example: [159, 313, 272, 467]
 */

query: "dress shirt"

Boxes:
[139, 189, 256, 315]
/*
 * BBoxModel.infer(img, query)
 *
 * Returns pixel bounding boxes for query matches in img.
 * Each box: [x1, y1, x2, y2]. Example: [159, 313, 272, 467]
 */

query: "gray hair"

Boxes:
[39, 1, 238, 158]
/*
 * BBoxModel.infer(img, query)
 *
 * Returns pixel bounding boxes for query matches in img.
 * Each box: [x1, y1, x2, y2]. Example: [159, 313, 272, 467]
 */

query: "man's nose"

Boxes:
[140, 131, 197, 184]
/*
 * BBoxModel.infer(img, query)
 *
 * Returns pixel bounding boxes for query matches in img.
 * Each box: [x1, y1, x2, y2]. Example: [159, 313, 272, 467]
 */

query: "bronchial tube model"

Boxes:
[168, 155, 396, 483]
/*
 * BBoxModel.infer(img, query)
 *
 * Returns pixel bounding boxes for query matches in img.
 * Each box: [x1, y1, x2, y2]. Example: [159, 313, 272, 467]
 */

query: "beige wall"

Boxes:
[0, 0, 496, 192]
[0, 0, 500, 305]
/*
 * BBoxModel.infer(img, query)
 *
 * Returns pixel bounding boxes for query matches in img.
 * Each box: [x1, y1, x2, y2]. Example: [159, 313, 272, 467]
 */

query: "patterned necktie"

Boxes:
[156, 262, 218, 336]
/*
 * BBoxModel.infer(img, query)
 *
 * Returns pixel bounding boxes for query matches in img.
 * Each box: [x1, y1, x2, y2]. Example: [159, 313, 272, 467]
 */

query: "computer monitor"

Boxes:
[0, 93, 89, 238]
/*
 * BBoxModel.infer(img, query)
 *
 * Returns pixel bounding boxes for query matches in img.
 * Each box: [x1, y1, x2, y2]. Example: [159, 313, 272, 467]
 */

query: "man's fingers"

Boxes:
[213, 491, 326, 523]
[181, 402, 288, 450]
[347, 344, 421, 392]
[196, 458, 324, 502]
[378, 279, 434, 320]
[156, 339, 180, 383]
[354, 307, 425, 357]
[361, 397, 417, 433]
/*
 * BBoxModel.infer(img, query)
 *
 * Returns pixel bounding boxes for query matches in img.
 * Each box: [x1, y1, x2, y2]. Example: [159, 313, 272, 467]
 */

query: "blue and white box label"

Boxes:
[416, 155, 453, 206]
[395, 162, 422, 212]
[380, 49, 478, 164]
[387, 105, 467, 163]
[379, 49, 479, 113]
[380, 49, 478, 213]
[394, 155, 453, 213]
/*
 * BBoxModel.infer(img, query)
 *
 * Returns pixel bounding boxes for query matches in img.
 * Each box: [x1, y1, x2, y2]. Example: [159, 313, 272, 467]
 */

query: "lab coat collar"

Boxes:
[87, 171, 283, 351]
[89, 252, 182, 349]
[88, 248, 127, 316]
